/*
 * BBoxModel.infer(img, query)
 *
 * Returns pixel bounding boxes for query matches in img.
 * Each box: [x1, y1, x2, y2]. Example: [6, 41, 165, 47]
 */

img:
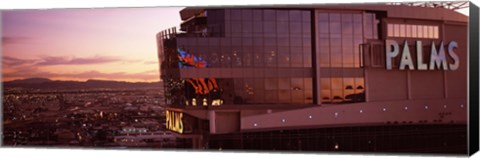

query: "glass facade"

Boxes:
[161, 9, 314, 106]
[317, 12, 375, 103]
[159, 9, 379, 106]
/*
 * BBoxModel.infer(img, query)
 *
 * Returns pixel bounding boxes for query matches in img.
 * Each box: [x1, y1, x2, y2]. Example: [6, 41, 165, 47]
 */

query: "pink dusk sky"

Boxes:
[2, 7, 183, 82]
[1, 6, 469, 82]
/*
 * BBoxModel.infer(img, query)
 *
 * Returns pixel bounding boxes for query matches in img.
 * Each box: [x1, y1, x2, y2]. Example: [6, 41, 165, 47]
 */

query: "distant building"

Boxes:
[156, 2, 468, 153]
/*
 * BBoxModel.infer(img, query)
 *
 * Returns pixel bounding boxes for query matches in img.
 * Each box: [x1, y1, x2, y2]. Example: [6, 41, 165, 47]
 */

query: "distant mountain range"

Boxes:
[3, 78, 162, 90]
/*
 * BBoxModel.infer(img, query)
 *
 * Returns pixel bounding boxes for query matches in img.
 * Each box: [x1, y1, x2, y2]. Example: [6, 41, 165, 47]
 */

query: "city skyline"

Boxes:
[2, 7, 182, 82]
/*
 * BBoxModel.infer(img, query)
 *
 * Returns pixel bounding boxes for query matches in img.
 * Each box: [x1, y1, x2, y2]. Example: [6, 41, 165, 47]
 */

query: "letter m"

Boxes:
[429, 41, 448, 70]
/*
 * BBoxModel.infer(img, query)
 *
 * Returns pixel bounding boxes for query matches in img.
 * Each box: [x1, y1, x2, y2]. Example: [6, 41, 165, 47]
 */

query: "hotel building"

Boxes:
[156, 2, 468, 154]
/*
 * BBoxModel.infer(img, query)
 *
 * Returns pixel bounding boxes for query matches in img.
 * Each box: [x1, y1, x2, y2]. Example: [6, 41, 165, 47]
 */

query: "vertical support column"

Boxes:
[407, 70, 412, 100]
[209, 111, 216, 134]
[442, 22, 448, 99]
[312, 10, 321, 105]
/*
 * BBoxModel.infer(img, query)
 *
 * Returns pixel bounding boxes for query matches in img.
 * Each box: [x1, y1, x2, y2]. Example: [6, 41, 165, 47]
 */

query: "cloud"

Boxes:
[35, 55, 121, 65]
[143, 60, 158, 65]
[2, 55, 160, 81]
[2, 56, 37, 67]
[2, 36, 30, 45]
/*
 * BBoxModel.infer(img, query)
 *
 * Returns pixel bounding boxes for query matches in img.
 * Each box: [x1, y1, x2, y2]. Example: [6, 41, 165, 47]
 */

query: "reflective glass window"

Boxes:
[319, 13, 329, 22]
[302, 11, 310, 22]
[277, 10, 289, 21]
[241, 9, 252, 21]
[289, 10, 302, 22]
[263, 10, 276, 21]
[231, 9, 242, 20]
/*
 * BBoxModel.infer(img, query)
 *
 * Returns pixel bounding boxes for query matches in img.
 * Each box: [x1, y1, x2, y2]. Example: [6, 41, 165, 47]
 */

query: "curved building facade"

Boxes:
[156, 3, 468, 154]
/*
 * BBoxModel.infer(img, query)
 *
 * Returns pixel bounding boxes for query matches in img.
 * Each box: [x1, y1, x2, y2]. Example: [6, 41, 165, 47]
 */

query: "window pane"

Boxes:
[278, 90, 291, 103]
[331, 77, 343, 90]
[406, 24, 412, 38]
[304, 78, 313, 89]
[291, 54, 302, 67]
[263, 10, 276, 21]
[318, 13, 329, 22]
[319, 22, 329, 34]
[343, 78, 355, 90]
[242, 21, 253, 33]
[264, 37, 276, 46]
[342, 21, 353, 34]
[329, 13, 340, 22]
[330, 22, 341, 34]
[253, 53, 264, 67]
[364, 14, 373, 38]
[353, 19, 362, 35]
[305, 89, 313, 104]
[320, 78, 331, 90]
[278, 78, 290, 90]
[387, 24, 393, 37]
[254, 78, 264, 89]
[253, 10, 263, 21]
[332, 90, 343, 102]
[433, 26, 439, 38]
[290, 22, 302, 34]
[417, 25, 423, 38]
[278, 53, 290, 67]
[412, 25, 417, 38]
[341, 13, 353, 22]
[428, 26, 434, 38]
[302, 11, 310, 22]
[399, 24, 405, 37]
[289, 10, 302, 22]
[264, 22, 276, 35]
[303, 53, 312, 67]
[291, 78, 304, 90]
[277, 21, 289, 34]
[265, 90, 278, 103]
[321, 90, 332, 103]
[265, 78, 278, 90]
[423, 25, 428, 38]
[355, 77, 365, 92]
[302, 22, 311, 34]
[319, 53, 330, 67]
[231, 9, 242, 20]
[394, 24, 400, 37]
[241, 9, 252, 21]
[292, 90, 305, 103]
[277, 10, 289, 21]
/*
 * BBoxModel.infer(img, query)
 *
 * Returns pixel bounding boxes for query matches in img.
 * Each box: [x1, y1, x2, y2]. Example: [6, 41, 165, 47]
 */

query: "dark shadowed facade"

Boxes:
[156, 3, 468, 154]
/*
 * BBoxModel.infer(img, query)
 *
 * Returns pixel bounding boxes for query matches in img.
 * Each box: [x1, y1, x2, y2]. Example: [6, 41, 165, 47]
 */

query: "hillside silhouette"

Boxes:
[3, 78, 162, 90]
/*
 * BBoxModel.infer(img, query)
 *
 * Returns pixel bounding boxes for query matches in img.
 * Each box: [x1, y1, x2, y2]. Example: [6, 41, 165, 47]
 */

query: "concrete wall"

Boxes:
[366, 22, 467, 103]
[241, 99, 467, 131]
